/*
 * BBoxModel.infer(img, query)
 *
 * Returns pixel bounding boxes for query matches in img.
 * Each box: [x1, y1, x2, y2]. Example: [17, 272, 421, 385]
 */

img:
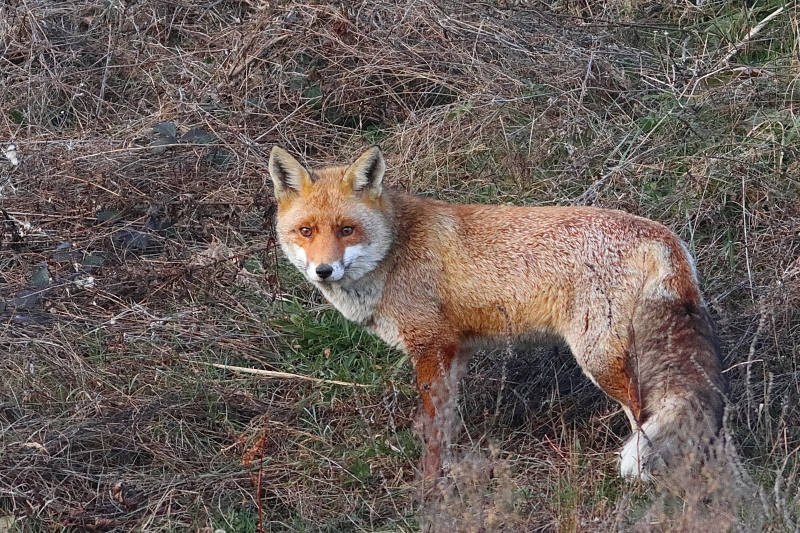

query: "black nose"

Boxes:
[315, 264, 334, 279]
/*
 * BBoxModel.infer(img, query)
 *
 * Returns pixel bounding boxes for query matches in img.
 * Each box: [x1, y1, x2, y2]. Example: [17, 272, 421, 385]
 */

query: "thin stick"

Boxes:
[720, 5, 786, 64]
[686, 5, 788, 97]
[578, 49, 595, 107]
[228, 34, 290, 79]
[205, 362, 375, 388]
[63, 174, 121, 196]
[255, 415, 268, 533]
[96, 25, 113, 117]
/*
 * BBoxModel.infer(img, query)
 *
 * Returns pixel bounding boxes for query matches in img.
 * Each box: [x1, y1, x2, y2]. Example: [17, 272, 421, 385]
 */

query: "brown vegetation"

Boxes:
[1, 0, 798, 531]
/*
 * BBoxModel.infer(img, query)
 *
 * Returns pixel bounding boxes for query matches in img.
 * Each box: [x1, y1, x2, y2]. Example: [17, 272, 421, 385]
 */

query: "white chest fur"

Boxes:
[317, 276, 406, 351]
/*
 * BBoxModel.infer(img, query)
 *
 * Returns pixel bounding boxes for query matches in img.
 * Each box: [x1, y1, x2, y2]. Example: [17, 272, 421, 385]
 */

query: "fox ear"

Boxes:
[343, 146, 385, 197]
[269, 146, 312, 199]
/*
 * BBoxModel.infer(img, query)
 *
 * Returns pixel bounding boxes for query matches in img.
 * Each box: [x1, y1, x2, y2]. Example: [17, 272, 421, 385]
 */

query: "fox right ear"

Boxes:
[269, 146, 312, 199]
[343, 146, 385, 197]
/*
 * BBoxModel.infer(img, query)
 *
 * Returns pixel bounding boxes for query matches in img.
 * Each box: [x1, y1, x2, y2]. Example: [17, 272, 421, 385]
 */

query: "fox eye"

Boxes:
[339, 226, 354, 237]
[299, 227, 313, 237]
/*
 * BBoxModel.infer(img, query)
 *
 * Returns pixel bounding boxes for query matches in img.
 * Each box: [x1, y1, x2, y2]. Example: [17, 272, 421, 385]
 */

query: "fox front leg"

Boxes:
[410, 343, 465, 479]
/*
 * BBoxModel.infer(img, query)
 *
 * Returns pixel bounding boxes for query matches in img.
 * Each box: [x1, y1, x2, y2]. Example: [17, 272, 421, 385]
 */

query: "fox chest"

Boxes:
[318, 281, 406, 351]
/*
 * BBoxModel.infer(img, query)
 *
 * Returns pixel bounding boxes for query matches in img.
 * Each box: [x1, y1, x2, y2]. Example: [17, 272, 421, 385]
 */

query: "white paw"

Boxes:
[619, 429, 653, 481]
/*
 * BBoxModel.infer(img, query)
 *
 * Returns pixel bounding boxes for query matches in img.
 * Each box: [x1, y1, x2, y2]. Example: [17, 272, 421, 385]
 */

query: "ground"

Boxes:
[1, 1, 799, 532]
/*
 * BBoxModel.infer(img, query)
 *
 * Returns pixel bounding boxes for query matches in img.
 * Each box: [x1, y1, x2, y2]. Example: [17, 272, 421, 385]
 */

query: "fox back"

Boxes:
[270, 146, 728, 481]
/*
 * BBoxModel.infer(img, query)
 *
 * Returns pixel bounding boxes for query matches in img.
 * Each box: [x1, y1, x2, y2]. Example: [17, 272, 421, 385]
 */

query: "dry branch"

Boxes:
[205, 362, 377, 388]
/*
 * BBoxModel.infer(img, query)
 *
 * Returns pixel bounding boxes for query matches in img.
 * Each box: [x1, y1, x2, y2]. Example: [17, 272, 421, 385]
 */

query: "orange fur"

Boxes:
[269, 146, 728, 481]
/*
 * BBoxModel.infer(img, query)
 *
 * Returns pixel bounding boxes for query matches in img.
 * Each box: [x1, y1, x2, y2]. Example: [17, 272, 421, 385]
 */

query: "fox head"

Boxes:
[269, 146, 395, 284]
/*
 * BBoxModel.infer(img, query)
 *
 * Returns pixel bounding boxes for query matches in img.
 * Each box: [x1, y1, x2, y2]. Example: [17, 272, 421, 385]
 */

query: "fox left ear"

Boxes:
[269, 146, 313, 200]
[343, 146, 385, 197]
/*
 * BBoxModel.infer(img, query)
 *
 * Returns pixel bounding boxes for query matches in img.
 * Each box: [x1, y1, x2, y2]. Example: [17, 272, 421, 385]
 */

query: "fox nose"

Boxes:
[315, 264, 334, 279]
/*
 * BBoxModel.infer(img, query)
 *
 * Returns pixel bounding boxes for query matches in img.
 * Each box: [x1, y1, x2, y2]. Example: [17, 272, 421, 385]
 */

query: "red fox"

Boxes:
[269, 146, 728, 480]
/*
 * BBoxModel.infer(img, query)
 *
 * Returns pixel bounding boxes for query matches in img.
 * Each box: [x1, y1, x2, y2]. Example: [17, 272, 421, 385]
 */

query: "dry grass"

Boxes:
[2, 0, 800, 531]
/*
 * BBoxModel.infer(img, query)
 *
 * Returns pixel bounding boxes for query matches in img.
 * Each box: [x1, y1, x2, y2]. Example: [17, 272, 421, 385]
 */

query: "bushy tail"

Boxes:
[621, 298, 728, 480]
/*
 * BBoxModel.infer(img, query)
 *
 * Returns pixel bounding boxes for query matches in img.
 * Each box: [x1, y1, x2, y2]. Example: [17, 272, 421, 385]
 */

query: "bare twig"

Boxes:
[205, 362, 376, 388]
[720, 5, 786, 64]
[96, 25, 113, 117]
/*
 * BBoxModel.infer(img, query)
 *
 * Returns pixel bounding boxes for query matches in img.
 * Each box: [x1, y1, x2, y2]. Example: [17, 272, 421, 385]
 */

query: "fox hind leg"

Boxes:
[570, 306, 726, 480]
[567, 335, 655, 479]
[589, 357, 656, 479]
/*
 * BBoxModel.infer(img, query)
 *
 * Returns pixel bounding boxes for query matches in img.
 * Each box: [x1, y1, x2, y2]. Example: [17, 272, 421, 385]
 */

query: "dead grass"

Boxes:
[2, 0, 800, 531]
